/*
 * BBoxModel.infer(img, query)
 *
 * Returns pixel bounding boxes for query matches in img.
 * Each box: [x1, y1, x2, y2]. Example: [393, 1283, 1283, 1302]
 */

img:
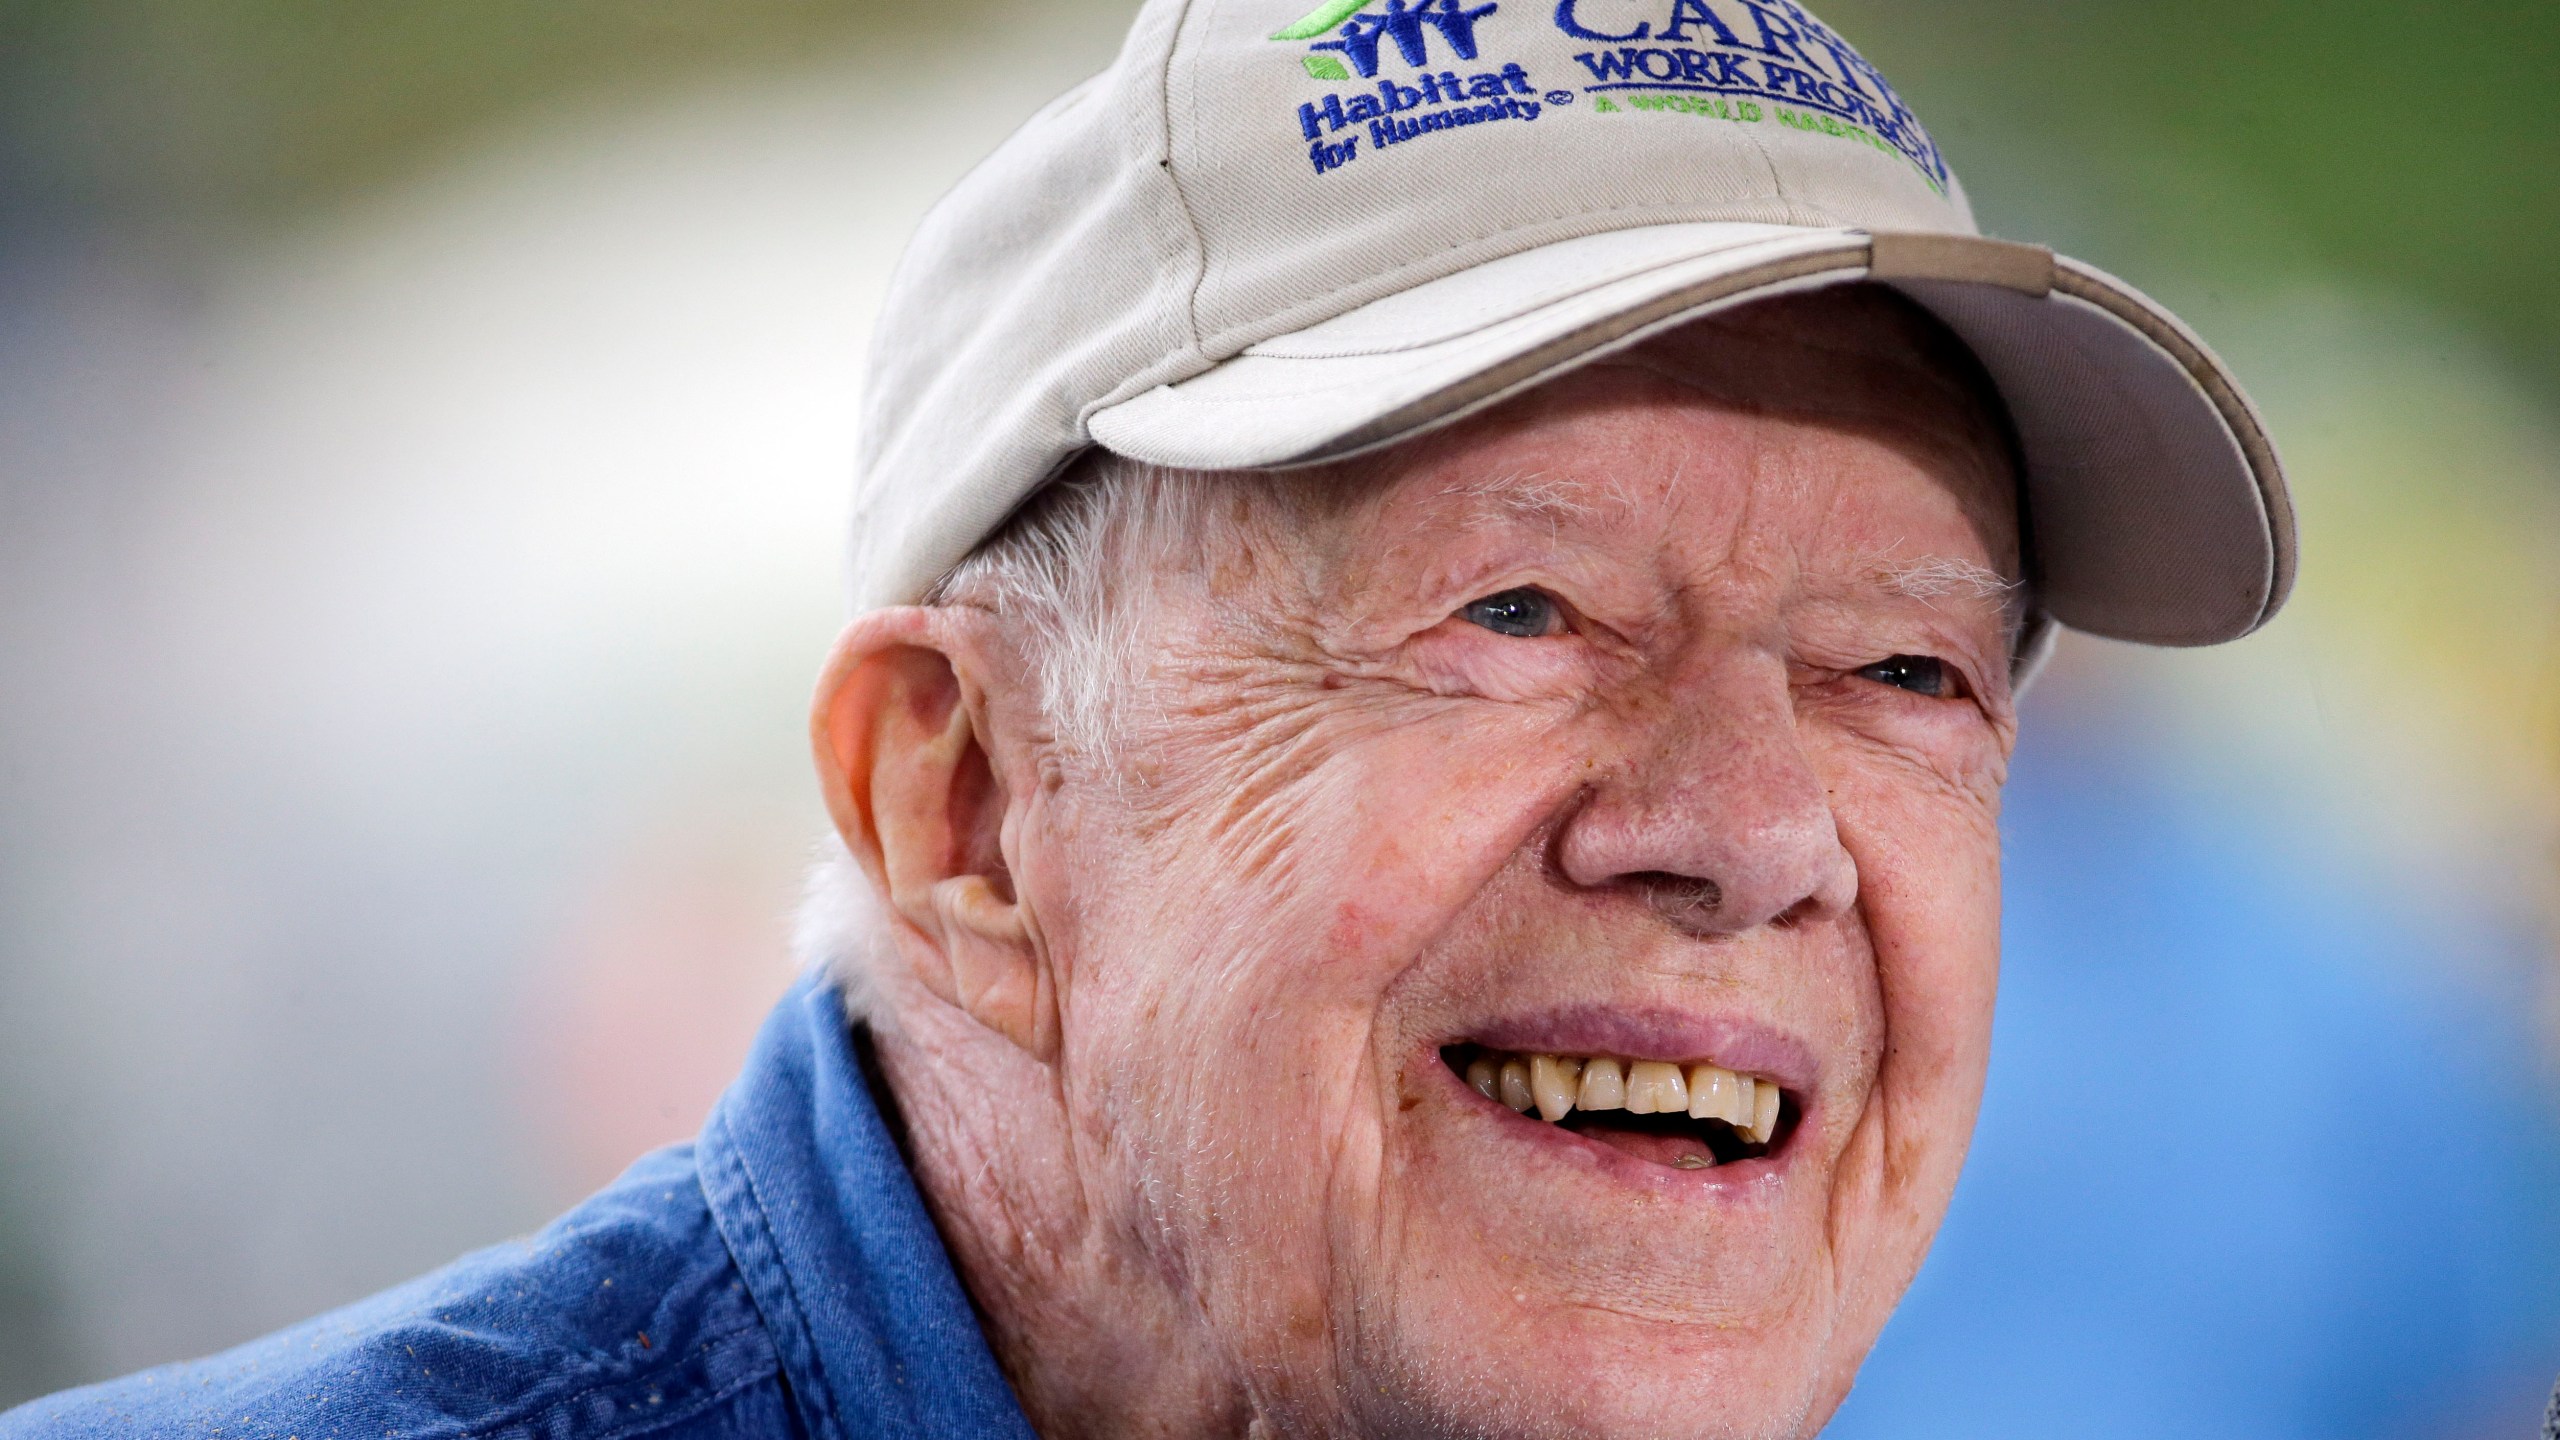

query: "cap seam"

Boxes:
[1245, 227, 1814, 359]
[1138, 253, 1864, 406]
[1734, 100, 1798, 218]
[1195, 204, 1873, 369]
[1158, 0, 1217, 358]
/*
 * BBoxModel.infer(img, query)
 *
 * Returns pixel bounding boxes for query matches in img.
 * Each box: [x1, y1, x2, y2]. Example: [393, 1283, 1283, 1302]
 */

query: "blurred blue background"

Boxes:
[1832, 684, 2560, 1437]
[2, 0, 2555, 1432]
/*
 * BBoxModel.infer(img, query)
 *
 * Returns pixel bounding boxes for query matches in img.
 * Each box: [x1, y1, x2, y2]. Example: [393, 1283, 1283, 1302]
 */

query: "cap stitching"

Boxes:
[1159, 0, 1219, 354]
[1730, 93, 1797, 215]
[1246, 228, 1808, 358]
[1167, 253, 1862, 394]
[1190, 200, 1873, 363]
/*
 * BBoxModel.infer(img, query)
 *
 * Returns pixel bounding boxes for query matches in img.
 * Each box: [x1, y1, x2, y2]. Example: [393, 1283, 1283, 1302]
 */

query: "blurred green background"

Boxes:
[1, 0, 2555, 1432]
[6, 0, 2554, 385]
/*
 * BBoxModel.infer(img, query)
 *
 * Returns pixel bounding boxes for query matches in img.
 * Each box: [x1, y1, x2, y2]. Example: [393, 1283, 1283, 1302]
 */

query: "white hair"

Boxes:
[1879, 553, 2022, 606]
[796, 454, 1249, 1021]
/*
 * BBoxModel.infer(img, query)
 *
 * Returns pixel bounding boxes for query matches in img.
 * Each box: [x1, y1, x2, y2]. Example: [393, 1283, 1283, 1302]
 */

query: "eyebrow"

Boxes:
[1436, 469, 1622, 524]
[1874, 555, 2020, 603]
[1870, 553, 2031, 646]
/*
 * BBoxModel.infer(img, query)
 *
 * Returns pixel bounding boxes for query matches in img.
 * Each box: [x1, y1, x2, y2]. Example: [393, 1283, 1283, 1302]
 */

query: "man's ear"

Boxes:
[813, 608, 1056, 1062]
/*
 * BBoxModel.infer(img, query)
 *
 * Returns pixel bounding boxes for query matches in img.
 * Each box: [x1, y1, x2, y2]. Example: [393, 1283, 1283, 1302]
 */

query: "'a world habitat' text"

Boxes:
[1551, 0, 1945, 187]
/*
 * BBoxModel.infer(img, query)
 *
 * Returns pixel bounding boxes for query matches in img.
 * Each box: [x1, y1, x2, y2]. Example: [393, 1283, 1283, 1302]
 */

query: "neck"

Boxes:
[868, 1008, 1254, 1439]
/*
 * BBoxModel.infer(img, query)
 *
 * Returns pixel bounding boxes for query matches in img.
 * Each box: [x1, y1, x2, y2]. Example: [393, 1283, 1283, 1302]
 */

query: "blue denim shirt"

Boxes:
[0, 979, 1039, 1440]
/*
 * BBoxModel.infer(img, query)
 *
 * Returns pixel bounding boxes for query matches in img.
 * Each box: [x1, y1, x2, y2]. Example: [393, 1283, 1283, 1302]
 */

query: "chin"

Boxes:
[1307, 1025, 1928, 1440]
[1347, 1284, 1847, 1440]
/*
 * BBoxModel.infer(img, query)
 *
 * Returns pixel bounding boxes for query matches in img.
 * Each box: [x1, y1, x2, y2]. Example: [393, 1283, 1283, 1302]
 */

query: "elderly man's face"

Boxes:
[859, 292, 2020, 1438]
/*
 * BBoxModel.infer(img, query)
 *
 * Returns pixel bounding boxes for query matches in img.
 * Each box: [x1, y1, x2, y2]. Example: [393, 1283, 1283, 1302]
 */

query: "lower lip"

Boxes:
[1425, 1049, 1802, 1196]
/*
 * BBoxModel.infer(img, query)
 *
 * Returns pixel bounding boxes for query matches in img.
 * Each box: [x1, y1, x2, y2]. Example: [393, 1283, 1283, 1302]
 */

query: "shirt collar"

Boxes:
[698, 976, 1037, 1440]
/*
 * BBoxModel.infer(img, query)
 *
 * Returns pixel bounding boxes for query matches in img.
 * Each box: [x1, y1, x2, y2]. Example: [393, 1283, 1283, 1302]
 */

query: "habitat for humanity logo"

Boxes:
[1276, 0, 1493, 76]
[1274, 0, 1569, 176]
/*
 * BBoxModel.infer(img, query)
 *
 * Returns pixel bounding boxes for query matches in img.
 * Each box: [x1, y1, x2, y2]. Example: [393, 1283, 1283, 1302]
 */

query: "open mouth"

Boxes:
[1440, 1043, 1797, 1170]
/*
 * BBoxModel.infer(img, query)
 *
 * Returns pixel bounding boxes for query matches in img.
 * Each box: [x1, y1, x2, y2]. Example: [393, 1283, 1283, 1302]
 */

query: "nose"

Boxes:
[1554, 647, 1857, 935]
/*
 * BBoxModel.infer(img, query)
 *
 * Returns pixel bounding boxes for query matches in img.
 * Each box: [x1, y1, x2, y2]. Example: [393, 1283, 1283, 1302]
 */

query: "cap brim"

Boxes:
[1087, 221, 2292, 648]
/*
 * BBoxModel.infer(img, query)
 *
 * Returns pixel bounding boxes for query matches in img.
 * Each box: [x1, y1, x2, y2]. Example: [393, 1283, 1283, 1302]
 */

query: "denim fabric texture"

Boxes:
[0, 979, 1037, 1440]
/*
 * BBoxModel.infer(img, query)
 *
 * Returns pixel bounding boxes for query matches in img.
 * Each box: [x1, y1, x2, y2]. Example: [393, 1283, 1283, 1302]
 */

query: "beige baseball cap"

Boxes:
[851, 0, 2294, 655]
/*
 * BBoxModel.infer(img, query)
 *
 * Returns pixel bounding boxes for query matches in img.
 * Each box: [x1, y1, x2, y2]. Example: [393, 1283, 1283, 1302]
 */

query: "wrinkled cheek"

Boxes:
[1824, 791, 2003, 1261]
[1054, 858, 1400, 1318]
[1298, 827, 1432, 988]
[1874, 833, 2001, 1096]
[1834, 785, 2002, 1059]
[1113, 1048, 1388, 1369]
[1042, 720, 1582, 1361]
[1322, 893, 1401, 963]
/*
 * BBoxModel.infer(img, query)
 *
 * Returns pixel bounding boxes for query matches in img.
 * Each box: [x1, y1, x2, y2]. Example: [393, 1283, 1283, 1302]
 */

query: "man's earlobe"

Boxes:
[814, 612, 1057, 1061]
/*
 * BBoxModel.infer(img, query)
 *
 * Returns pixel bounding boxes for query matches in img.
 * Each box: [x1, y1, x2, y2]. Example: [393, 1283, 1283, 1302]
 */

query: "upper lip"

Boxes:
[1448, 1003, 1818, 1094]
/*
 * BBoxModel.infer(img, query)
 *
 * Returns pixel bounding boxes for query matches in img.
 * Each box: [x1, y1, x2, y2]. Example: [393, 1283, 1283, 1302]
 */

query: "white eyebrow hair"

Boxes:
[1437, 469, 1626, 523]
[1873, 552, 2031, 645]
[1876, 554, 2021, 603]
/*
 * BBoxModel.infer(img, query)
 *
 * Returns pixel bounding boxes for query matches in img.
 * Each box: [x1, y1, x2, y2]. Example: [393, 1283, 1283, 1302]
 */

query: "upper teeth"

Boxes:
[1463, 1049, 1783, 1145]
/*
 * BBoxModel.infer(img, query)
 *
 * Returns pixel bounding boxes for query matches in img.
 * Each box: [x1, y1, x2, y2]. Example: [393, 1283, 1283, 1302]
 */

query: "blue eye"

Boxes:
[1856, 654, 1954, 697]
[1459, 588, 1560, 638]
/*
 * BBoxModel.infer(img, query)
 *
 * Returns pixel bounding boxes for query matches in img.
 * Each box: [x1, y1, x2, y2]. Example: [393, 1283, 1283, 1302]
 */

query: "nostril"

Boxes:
[1635, 873, 1721, 927]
